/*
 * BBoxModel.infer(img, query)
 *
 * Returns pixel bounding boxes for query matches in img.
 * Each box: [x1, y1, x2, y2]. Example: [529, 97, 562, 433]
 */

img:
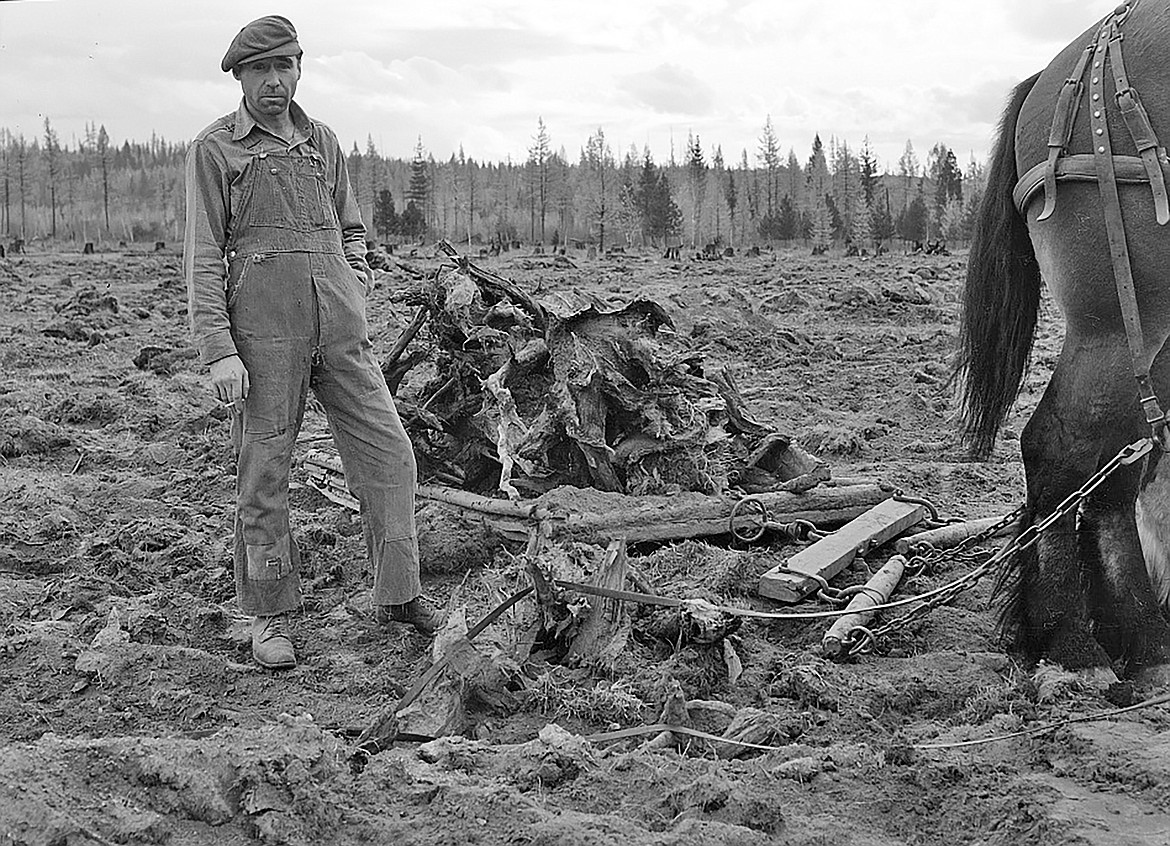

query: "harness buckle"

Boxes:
[1138, 386, 1169, 448]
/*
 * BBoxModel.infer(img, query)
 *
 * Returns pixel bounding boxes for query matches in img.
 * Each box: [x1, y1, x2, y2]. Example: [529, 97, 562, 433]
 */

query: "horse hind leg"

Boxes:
[1081, 459, 1170, 677]
[1136, 452, 1170, 610]
[1128, 451, 1170, 688]
[1009, 389, 1115, 673]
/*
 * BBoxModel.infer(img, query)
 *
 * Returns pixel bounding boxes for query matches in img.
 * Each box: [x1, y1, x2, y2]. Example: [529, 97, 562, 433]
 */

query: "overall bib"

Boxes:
[225, 146, 421, 615]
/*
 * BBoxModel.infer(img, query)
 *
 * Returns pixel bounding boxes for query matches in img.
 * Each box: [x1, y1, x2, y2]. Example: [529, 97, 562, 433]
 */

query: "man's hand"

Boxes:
[210, 355, 250, 410]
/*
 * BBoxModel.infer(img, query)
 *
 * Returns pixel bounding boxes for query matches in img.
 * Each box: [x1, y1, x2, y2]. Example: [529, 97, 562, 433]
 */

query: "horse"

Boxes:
[956, 0, 1170, 687]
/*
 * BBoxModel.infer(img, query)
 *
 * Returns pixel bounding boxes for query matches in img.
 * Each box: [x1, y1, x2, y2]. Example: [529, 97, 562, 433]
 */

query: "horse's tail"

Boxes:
[955, 72, 1044, 458]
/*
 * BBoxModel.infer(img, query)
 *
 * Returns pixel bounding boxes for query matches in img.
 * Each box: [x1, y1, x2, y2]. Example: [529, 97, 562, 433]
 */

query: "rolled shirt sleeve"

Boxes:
[183, 139, 239, 366]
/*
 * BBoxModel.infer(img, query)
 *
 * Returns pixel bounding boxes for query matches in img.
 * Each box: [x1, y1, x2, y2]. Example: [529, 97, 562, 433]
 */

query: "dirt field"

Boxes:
[2, 245, 1169, 846]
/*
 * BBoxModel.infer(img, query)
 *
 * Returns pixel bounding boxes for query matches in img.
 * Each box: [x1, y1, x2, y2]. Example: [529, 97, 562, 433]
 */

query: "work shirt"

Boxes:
[183, 98, 371, 366]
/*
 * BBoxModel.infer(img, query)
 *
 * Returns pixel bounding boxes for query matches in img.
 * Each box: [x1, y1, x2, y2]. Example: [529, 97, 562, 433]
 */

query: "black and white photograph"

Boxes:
[2, 1, 1168, 843]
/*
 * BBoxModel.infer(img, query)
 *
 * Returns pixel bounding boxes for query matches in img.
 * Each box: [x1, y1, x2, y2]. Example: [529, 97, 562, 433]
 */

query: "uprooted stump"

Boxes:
[380, 240, 825, 500]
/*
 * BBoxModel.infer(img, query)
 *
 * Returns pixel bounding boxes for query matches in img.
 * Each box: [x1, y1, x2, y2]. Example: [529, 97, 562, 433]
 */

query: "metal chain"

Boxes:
[844, 437, 1154, 655]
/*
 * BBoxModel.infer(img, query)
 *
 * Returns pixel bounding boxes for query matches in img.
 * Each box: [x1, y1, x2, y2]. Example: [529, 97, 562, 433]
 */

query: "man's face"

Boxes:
[235, 56, 300, 118]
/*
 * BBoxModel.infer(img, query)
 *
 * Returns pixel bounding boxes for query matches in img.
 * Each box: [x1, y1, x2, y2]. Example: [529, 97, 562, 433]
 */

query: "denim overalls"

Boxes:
[225, 143, 420, 615]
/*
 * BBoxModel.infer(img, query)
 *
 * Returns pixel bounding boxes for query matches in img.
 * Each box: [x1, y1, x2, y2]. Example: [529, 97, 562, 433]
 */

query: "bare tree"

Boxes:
[525, 118, 552, 244]
[685, 132, 707, 247]
[1, 129, 9, 235]
[97, 125, 111, 234]
[711, 146, 725, 242]
[15, 134, 28, 238]
[43, 118, 61, 238]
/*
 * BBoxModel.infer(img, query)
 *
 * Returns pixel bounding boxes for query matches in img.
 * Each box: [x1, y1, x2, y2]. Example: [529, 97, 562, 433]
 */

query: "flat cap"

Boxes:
[221, 15, 302, 72]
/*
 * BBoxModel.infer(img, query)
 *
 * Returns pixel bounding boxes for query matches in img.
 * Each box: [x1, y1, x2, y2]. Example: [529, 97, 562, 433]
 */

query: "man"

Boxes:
[183, 15, 441, 670]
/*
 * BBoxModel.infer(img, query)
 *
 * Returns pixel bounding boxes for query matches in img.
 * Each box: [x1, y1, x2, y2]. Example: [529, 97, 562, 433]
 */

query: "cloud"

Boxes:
[619, 64, 716, 115]
[349, 26, 595, 69]
[925, 78, 1023, 126]
[1003, 0, 1101, 45]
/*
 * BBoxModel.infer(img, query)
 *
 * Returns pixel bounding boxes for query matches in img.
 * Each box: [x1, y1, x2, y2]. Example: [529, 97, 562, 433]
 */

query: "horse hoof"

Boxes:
[1033, 660, 1119, 701]
[1075, 664, 1122, 689]
[1132, 663, 1170, 690]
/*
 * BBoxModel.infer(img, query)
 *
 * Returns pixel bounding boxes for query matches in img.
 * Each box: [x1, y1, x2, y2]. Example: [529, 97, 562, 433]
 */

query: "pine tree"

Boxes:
[805, 134, 830, 240]
[872, 187, 896, 245]
[928, 142, 963, 233]
[858, 137, 880, 206]
[849, 190, 873, 250]
[406, 137, 429, 238]
[758, 116, 781, 218]
[373, 188, 398, 239]
[897, 191, 928, 242]
[777, 195, 799, 241]
[348, 141, 364, 207]
[897, 140, 919, 208]
[785, 148, 803, 212]
[527, 118, 552, 244]
[810, 193, 832, 251]
[551, 149, 573, 247]
[582, 127, 615, 250]
[724, 164, 738, 247]
[685, 132, 707, 247]
[940, 195, 965, 243]
[740, 149, 759, 236]
[830, 139, 858, 239]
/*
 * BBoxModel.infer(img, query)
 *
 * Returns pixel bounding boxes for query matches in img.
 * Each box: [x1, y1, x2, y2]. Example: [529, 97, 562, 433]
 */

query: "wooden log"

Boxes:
[537, 483, 890, 545]
[304, 449, 890, 546]
[304, 449, 541, 519]
[821, 554, 907, 659]
[893, 515, 1020, 555]
[757, 499, 926, 603]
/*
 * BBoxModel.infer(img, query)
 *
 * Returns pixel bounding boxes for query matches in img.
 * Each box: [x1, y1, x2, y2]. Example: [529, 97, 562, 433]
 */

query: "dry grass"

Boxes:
[530, 668, 647, 726]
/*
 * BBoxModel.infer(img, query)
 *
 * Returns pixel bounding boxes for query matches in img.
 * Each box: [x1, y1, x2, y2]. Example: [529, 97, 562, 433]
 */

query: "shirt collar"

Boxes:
[231, 99, 314, 144]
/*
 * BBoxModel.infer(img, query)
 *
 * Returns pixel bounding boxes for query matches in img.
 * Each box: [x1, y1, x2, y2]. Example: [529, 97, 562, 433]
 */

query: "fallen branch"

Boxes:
[382, 306, 429, 372]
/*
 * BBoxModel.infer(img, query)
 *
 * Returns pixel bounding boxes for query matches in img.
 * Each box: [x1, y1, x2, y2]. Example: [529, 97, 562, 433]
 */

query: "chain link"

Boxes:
[843, 438, 1154, 656]
[728, 496, 824, 544]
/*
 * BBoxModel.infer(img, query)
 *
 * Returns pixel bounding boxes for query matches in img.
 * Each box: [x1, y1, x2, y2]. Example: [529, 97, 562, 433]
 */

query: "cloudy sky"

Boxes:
[3, 0, 1098, 170]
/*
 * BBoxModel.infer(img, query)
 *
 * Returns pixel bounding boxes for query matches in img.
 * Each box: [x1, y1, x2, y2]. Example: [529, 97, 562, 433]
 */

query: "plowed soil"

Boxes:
[1, 245, 1167, 846]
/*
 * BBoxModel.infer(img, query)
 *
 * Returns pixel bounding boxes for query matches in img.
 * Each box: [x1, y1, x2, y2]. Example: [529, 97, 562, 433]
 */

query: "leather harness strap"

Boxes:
[1024, 1, 1168, 443]
[1090, 11, 1169, 438]
[1014, 153, 1163, 212]
[1037, 42, 1095, 220]
[1108, 18, 1170, 224]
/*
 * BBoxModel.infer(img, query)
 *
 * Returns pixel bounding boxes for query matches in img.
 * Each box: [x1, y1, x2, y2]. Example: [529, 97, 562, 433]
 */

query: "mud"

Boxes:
[0, 246, 1166, 845]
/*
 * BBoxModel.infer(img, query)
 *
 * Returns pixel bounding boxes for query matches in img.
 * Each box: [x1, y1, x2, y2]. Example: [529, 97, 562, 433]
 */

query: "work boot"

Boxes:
[375, 597, 444, 637]
[251, 614, 296, 670]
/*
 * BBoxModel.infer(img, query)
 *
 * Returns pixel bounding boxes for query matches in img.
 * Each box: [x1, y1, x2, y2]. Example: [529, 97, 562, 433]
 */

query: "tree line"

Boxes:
[0, 116, 985, 252]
